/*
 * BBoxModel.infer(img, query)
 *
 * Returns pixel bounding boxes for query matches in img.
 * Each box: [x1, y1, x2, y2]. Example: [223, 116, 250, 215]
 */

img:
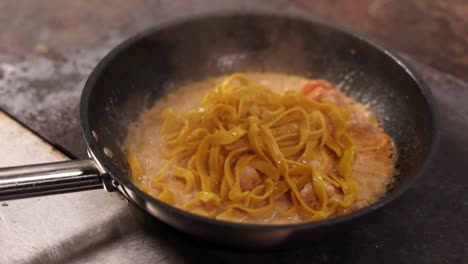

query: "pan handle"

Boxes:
[0, 159, 110, 201]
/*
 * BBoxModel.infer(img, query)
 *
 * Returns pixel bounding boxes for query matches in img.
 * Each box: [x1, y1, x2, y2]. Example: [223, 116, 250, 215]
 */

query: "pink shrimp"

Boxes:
[240, 165, 262, 191]
[300, 181, 336, 204]
[301, 80, 342, 105]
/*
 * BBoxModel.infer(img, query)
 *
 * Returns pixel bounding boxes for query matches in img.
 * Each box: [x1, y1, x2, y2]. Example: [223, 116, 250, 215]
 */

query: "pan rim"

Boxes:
[80, 10, 440, 232]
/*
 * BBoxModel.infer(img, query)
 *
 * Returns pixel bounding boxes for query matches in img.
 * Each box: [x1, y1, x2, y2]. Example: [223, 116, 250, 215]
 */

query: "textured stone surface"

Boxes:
[293, 0, 468, 80]
[1, 0, 466, 79]
[0, 1, 467, 263]
[0, 111, 67, 167]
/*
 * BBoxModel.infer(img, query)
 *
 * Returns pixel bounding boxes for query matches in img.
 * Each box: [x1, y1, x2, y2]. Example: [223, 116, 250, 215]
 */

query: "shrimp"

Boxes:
[301, 80, 342, 105]
[240, 165, 262, 191]
[300, 181, 336, 204]
[301, 80, 334, 100]
[300, 183, 317, 203]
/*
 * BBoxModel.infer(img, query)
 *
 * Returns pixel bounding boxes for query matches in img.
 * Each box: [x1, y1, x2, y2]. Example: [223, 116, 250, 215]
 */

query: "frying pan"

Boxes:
[0, 12, 438, 248]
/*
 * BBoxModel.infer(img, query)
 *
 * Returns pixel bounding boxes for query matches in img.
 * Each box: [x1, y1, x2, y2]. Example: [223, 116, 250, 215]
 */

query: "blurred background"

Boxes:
[1, 0, 466, 76]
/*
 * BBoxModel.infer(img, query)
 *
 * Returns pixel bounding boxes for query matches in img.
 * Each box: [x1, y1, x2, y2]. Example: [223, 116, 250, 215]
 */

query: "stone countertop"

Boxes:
[0, 1, 467, 263]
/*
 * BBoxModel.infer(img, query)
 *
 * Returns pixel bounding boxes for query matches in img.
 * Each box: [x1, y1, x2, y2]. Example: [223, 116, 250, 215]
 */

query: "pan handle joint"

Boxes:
[0, 159, 110, 200]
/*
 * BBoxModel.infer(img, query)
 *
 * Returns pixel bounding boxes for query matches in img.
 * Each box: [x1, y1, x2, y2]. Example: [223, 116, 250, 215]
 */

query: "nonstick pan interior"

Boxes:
[80, 12, 437, 248]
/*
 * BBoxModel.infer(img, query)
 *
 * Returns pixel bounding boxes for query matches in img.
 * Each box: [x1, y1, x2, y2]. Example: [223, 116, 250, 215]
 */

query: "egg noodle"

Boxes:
[127, 74, 359, 222]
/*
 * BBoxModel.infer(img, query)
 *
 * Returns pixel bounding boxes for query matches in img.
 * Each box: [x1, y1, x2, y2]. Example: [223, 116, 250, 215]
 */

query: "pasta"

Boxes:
[126, 73, 396, 224]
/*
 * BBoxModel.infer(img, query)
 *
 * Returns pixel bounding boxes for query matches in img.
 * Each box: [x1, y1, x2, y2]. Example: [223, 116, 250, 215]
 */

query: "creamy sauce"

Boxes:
[126, 72, 397, 224]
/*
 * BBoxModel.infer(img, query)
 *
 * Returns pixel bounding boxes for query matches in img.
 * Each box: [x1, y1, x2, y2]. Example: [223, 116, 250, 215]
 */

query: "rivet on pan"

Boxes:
[111, 180, 119, 188]
[103, 147, 113, 158]
[92, 130, 99, 142]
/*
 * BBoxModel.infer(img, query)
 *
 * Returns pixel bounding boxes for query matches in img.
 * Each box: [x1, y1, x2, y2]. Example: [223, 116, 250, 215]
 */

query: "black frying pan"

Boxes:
[0, 12, 438, 248]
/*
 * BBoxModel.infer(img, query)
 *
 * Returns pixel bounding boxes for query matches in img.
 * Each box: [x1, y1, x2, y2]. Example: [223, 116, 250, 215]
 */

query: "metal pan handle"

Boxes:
[0, 159, 109, 201]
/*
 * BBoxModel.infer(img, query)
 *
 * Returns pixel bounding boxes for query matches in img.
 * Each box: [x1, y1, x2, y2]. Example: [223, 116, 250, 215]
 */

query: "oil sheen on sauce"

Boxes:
[125, 72, 397, 224]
